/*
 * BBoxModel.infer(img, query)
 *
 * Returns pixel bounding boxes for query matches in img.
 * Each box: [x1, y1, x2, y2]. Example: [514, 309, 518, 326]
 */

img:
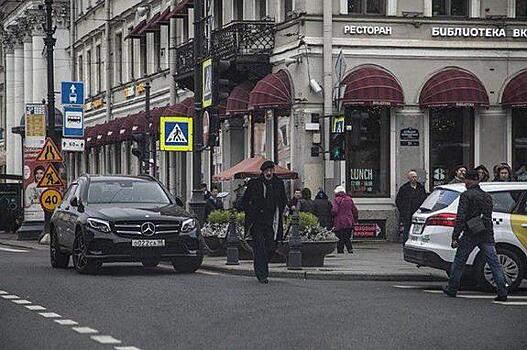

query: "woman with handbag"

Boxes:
[331, 186, 359, 254]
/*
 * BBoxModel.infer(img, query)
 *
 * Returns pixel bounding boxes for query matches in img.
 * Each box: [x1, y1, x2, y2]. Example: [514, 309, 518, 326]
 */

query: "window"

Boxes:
[214, 0, 223, 28]
[78, 54, 83, 82]
[115, 33, 123, 84]
[129, 31, 135, 80]
[345, 107, 391, 197]
[277, 116, 290, 169]
[96, 44, 102, 92]
[513, 109, 527, 181]
[429, 108, 474, 188]
[432, 0, 468, 16]
[256, 0, 267, 19]
[420, 189, 460, 213]
[140, 37, 147, 76]
[86, 49, 92, 96]
[490, 191, 524, 213]
[154, 31, 161, 72]
[87, 180, 170, 204]
[348, 0, 385, 15]
[234, 0, 243, 20]
[284, 0, 293, 17]
[518, 0, 527, 18]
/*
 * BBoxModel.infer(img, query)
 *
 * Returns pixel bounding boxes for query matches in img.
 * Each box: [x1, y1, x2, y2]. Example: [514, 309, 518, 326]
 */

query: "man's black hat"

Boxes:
[465, 169, 479, 181]
[260, 160, 275, 171]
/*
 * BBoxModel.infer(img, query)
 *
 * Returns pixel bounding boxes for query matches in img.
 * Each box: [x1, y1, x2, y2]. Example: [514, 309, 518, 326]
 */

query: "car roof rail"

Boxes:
[137, 174, 157, 181]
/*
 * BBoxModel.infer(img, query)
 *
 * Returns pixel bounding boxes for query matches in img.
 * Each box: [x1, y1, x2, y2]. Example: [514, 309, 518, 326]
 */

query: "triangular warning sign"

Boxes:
[166, 124, 187, 143]
[36, 138, 63, 162]
[37, 164, 65, 188]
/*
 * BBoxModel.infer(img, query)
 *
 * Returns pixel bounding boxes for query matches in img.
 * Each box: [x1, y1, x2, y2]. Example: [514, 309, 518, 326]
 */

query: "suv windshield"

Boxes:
[87, 180, 171, 204]
[420, 188, 460, 212]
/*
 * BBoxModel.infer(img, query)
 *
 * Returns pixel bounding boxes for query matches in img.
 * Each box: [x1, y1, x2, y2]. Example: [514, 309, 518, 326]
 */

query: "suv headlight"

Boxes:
[181, 218, 197, 234]
[87, 218, 112, 233]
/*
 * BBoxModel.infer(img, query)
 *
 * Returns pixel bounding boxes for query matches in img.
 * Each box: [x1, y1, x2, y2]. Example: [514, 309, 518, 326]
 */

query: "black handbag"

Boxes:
[466, 215, 487, 234]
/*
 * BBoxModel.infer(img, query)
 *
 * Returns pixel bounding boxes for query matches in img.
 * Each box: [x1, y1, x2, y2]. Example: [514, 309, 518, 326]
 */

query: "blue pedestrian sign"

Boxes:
[63, 105, 84, 138]
[61, 81, 84, 105]
[160, 116, 193, 152]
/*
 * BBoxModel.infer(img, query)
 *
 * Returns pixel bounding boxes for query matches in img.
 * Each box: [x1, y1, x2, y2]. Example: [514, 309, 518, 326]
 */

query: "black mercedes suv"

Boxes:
[50, 175, 203, 274]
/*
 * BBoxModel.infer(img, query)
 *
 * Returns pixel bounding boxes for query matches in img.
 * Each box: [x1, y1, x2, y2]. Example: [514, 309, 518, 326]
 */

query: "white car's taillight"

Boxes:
[425, 213, 457, 227]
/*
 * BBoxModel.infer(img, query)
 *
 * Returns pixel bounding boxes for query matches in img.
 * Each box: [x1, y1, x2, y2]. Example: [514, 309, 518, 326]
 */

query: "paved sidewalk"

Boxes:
[202, 241, 447, 282]
[0, 232, 48, 250]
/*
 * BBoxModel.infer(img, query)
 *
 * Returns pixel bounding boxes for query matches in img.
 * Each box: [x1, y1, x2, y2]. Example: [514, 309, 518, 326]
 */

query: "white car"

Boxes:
[404, 182, 527, 291]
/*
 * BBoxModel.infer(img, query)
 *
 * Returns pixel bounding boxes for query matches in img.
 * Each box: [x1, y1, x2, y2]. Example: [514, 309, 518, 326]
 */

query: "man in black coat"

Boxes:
[205, 186, 224, 220]
[443, 169, 508, 301]
[241, 160, 287, 283]
[395, 170, 427, 245]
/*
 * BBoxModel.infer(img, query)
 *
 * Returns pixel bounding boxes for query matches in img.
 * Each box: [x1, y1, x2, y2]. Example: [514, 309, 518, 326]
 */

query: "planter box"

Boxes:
[277, 241, 337, 267]
[203, 236, 226, 256]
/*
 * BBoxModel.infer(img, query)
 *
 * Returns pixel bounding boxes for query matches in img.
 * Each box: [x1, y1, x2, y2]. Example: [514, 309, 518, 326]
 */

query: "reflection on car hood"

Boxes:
[86, 203, 192, 221]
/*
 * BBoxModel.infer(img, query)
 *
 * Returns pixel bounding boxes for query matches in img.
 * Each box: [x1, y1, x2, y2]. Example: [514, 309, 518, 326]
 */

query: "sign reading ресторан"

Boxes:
[344, 25, 392, 35]
[432, 27, 527, 38]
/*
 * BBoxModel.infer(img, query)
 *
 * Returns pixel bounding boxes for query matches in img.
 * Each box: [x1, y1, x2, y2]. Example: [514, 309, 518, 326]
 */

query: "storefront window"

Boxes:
[277, 115, 290, 169]
[517, 0, 527, 18]
[512, 109, 527, 181]
[346, 107, 390, 197]
[432, 0, 468, 16]
[429, 108, 474, 188]
[348, 0, 385, 15]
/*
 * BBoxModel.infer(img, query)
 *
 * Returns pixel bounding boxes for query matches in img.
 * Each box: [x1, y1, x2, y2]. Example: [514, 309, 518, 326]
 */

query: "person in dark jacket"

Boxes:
[297, 188, 315, 214]
[395, 170, 428, 245]
[241, 161, 287, 284]
[449, 165, 467, 184]
[288, 189, 302, 211]
[443, 169, 508, 301]
[475, 165, 490, 182]
[313, 190, 332, 230]
[205, 186, 224, 220]
[331, 186, 358, 253]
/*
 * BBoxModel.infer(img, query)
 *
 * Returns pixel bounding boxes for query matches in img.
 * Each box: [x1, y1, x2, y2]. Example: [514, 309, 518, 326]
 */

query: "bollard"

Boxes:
[226, 211, 240, 265]
[287, 209, 302, 270]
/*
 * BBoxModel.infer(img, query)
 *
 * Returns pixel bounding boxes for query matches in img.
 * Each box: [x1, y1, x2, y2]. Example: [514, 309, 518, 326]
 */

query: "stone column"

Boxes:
[5, 49, 15, 175]
[23, 37, 33, 104]
[32, 34, 47, 103]
[13, 43, 25, 176]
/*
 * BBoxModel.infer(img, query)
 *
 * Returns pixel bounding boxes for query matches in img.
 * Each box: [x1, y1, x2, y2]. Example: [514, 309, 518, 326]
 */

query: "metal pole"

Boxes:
[145, 81, 152, 175]
[226, 211, 240, 265]
[189, 0, 206, 222]
[287, 209, 302, 270]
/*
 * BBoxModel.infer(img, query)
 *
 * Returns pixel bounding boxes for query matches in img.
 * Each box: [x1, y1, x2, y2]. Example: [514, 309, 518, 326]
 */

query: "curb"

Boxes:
[0, 240, 44, 250]
[201, 264, 447, 282]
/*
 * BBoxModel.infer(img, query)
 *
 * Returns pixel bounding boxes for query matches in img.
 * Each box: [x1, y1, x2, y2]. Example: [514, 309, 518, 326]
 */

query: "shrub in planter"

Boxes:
[201, 210, 248, 257]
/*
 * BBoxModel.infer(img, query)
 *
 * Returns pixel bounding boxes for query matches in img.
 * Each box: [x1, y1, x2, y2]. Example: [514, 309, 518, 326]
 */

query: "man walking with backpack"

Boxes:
[443, 169, 508, 301]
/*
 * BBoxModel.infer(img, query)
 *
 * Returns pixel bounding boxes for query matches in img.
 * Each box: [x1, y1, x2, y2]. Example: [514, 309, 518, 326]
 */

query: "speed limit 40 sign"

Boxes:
[39, 188, 63, 212]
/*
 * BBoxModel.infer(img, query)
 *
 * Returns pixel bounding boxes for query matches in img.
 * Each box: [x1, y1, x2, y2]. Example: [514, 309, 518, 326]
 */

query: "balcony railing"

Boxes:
[175, 40, 194, 76]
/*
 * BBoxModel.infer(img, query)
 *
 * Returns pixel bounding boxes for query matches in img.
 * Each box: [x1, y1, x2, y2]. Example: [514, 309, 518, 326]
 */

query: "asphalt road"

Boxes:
[1, 245, 526, 350]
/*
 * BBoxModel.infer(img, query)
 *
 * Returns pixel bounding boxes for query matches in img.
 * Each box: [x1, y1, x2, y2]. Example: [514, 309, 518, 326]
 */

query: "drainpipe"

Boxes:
[105, 0, 112, 121]
[323, 0, 333, 188]
[70, 0, 75, 80]
[168, 0, 177, 195]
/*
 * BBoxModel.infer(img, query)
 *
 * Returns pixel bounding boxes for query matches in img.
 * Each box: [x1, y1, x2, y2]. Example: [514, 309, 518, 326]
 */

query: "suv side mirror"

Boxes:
[70, 197, 79, 207]
[175, 197, 184, 207]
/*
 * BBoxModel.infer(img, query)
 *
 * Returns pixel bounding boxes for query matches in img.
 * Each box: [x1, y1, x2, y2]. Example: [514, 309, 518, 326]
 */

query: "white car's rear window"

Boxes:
[420, 189, 460, 213]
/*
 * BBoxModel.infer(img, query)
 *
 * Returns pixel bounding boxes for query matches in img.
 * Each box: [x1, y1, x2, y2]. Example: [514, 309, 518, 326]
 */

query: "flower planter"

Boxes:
[276, 241, 337, 267]
[203, 237, 226, 256]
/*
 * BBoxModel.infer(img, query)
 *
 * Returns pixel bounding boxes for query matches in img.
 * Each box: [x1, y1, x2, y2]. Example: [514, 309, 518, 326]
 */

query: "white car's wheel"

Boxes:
[475, 247, 524, 292]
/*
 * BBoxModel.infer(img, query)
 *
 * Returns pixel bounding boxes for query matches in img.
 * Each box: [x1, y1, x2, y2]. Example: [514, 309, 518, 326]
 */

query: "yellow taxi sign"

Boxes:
[39, 188, 63, 212]
[36, 138, 63, 162]
[37, 164, 65, 188]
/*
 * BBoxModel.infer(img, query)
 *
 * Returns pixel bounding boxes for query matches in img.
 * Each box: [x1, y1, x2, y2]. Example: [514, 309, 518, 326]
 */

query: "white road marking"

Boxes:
[423, 290, 443, 294]
[457, 295, 527, 300]
[115, 347, 143, 350]
[0, 246, 28, 253]
[1, 295, 19, 299]
[393, 285, 427, 289]
[91, 336, 122, 345]
[38, 312, 62, 318]
[12, 299, 32, 305]
[72, 327, 99, 334]
[25, 305, 46, 311]
[54, 319, 78, 326]
[493, 301, 527, 306]
[0, 290, 8, 294]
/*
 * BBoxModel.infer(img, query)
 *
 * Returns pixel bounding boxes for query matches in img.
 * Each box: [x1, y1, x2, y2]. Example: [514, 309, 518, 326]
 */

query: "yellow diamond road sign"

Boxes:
[36, 138, 63, 162]
[37, 164, 65, 188]
[39, 188, 63, 212]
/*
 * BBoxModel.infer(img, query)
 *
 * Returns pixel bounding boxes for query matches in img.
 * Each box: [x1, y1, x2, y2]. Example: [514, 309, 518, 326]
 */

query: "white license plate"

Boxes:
[412, 224, 424, 235]
[131, 239, 165, 247]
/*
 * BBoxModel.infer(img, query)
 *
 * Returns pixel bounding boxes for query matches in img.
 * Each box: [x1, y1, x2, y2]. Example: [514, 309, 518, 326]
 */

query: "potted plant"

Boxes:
[278, 212, 338, 267]
[201, 210, 249, 257]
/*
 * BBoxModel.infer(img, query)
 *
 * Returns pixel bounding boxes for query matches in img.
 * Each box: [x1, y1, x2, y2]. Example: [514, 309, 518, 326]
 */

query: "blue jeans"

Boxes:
[447, 236, 508, 297]
[401, 221, 411, 246]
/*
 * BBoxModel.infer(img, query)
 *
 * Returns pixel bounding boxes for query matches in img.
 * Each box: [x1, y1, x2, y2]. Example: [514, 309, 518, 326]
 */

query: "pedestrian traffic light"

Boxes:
[213, 59, 232, 104]
[329, 133, 345, 161]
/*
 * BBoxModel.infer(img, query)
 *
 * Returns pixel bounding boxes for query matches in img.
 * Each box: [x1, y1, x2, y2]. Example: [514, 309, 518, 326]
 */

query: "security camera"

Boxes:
[310, 79, 322, 94]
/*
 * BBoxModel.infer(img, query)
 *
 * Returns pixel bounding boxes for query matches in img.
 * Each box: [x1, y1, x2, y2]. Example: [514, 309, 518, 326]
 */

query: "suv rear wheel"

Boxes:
[172, 256, 203, 273]
[475, 247, 525, 292]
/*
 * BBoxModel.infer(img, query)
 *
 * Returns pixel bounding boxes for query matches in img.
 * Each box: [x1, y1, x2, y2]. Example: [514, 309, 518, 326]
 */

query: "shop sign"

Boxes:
[350, 168, 374, 193]
[136, 83, 146, 94]
[433, 167, 448, 187]
[344, 25, 392, 36]
[432, 27, 527, 39]
[353, 220, 385, 239]
[92, 97, 104, 109]
[124, 85, 136, 99]
[400, 127, 419, 146]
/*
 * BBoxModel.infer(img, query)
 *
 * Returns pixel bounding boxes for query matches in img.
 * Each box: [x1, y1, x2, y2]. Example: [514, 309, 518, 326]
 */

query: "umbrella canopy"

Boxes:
[213, 155, 298, 181]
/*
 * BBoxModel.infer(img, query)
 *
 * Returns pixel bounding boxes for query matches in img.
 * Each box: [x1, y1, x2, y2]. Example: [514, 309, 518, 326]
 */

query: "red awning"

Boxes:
[151, 106, 170, 134]
[125, 20, 148, 40]
[342, 66, 404, 107]
[161, 0, 194, 21]
[106, 118, 126, 144]
[157, 7, 172, 25]
[419, 68, 489, 108]
[226, 84, 252, 116]
[164, 97, 195, 117]
[138, 12, 162, 35]
[118, 112, 147, 141]
[213, 155, 298, 181]
[85, 126, 98, 148]
[94, 122, 111, 146]
[502, 71, 527, 108]
[249, 70, 292, 111]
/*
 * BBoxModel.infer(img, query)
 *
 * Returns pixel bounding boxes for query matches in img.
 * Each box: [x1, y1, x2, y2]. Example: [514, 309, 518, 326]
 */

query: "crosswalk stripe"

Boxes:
[493, 301, 527, 306]
[1, 295, 19, 299]
[423, 290, 443, 294]
[90, 336, 122, 345]
[38, 312, 62, 318]
[72, 327, 98, 334]
[54, 319, 78, 326]
[393, 285, 427, 289]
[115, 347, 143, 350]
[25, 305, 46, 311]
[12, 299, 32, 305]
[0, 290, 8, 295]
[0, 246, 28, 253]
[457, 295, 527, 300]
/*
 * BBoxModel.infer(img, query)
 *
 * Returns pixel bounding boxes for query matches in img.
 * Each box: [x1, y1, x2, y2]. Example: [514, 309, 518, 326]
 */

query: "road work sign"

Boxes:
[36, 138, 63, 162]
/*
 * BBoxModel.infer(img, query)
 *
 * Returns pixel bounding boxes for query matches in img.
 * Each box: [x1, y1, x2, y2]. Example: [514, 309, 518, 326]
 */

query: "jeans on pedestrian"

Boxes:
[401, 221, 411, 246]
[252, 223, 275, 281]
[335, 228, 353, 253]
[447, 236, 508, 297]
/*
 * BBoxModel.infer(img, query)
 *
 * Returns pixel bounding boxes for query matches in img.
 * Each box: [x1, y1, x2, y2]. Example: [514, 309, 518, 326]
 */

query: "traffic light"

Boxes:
[329, 133, 346, 161]
[131, 133, 147, 172]
[213, 59, 232, 104]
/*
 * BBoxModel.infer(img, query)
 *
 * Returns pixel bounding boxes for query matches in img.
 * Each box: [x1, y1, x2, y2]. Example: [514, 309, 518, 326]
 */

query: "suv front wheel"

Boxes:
[72, 231, 102, 274]
[475, 247, 525, 292]
[172, 256, 203, 273]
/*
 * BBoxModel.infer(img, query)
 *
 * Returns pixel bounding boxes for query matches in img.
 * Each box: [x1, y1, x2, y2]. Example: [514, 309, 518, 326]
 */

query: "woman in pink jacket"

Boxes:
[331, 186, 359, 254]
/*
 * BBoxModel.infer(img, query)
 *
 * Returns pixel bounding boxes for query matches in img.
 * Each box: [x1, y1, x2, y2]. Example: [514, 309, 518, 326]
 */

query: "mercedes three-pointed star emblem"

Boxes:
[140, 222, 156, 236]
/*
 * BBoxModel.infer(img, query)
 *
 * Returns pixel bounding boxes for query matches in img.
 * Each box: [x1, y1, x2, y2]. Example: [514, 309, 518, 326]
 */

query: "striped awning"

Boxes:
[249, 70, 292, 111]
[342, 66, 404, 107]
[164, 97, 195, 117]
[226, 84, 252, 116]
[502, 70, 527, 108]
[419, 68, 489, 108]
[118, 112, 147, 141]
[137, 12, 162, 35]
[125, 20, 147, 40]
[160, 0, 194, 21]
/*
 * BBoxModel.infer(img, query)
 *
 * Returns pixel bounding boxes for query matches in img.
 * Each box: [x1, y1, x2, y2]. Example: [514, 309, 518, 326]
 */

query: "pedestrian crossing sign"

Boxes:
[160, 116, 193, 152]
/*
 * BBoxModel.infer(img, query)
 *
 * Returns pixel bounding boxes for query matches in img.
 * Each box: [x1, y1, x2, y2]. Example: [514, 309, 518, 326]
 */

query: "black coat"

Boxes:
[452, 185, 494, 243]
[395, 182, 427, 223]
[205, 197, 223, 220]
[313, 198, 332, 229]
[241, 175, 287, 240]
